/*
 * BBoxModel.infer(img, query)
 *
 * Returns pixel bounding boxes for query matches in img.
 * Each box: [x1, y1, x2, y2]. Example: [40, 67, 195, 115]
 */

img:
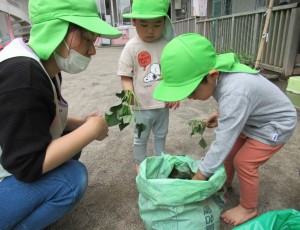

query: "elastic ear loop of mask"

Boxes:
[64, 29, 77, 55]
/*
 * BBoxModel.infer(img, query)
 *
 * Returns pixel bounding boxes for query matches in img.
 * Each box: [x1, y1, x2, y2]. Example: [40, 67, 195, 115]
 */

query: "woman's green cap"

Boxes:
[28, 0, 122, 60]
[153, 33, 259, 102]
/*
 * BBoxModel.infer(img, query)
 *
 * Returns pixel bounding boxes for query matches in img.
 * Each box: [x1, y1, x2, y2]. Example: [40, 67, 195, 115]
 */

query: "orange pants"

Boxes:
[224, 133, 284, 209]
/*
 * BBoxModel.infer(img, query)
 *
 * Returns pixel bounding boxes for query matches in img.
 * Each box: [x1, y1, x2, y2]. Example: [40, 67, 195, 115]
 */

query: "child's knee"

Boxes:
[233, 157, 250, 173]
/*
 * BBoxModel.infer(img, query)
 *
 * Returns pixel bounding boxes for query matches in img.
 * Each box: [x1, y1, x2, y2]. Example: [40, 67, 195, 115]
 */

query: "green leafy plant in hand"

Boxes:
[105, 90, 146, 138]
[187, 118, 207, 149]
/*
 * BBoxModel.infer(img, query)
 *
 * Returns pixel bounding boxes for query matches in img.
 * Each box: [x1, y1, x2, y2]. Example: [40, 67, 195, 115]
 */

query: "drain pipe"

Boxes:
[4, 13, 14, 41]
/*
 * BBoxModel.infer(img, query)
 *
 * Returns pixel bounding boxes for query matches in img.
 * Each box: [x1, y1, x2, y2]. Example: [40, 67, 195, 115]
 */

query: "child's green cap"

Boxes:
[123, 0, 175, 41]
[28, 0, 122, 60]
[123, 0, 170, 19]
[153, 33, 259, 102]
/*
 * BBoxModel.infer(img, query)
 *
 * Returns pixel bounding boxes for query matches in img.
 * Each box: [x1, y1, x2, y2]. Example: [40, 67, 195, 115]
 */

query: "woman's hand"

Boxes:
[205, 113, 219, 128]
[86, 113, 109, 141]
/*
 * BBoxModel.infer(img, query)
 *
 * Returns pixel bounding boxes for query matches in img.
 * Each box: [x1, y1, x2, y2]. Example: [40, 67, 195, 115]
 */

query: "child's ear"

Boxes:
[208, 70, 219, 80]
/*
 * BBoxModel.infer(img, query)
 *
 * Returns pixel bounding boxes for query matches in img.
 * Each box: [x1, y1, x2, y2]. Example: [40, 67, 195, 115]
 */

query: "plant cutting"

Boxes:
[187, 118, 207, 149]
[166, 118, 208, 180]
[105, 90, 146, 138]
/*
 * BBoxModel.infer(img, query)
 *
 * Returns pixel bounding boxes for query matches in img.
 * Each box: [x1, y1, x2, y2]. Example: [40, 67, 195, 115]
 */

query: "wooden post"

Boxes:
[251, 13, 259, 63]
[254, 0, 274, 69]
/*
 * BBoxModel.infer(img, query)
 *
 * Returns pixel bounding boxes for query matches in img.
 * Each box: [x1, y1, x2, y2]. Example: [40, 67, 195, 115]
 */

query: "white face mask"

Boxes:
[54, 40, 91, 74]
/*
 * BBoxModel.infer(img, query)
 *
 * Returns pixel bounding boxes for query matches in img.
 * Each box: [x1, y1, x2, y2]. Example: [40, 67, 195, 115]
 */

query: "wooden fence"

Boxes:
[172, 3, 300, 77]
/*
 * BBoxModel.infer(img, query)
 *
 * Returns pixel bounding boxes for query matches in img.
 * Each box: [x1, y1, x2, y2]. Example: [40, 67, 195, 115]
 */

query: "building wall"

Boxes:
[170, 0, 300, 20]
[0, 0, 29, 31]
[232, 0, 255, 14]
[19, 0, 29, 12]
[0, 12, 8, 38]
[232, 0, 300, 14]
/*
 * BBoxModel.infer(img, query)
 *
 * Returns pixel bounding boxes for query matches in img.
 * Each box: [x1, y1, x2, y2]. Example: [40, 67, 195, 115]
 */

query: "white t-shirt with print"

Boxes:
[117, 36, 167, 110]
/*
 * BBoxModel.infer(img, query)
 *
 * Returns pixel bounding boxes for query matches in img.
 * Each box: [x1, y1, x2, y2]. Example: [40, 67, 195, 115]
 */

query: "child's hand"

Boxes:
[205, 113, 219, 128]
[166, 101, 180, 110]
[192, 170, 208, 180]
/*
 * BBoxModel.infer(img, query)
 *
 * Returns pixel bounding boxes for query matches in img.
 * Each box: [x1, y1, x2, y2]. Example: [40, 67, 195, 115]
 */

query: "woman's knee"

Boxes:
[67, 160, 88, 200]
[52, 160, 88, 203]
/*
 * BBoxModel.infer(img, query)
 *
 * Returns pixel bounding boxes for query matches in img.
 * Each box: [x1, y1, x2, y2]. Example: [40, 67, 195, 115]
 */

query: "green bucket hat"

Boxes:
[153, 33, 259, 102]
[123, 0, 175, 41]
[28, 0, 122, 60]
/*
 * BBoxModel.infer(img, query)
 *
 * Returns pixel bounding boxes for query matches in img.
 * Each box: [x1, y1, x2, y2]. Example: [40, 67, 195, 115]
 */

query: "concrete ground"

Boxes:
[47, 46, 300, 230]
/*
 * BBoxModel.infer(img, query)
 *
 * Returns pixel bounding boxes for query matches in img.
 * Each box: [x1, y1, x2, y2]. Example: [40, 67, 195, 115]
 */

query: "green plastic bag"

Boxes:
[136, 154, 227, 230]
[233, 209, 300, 230]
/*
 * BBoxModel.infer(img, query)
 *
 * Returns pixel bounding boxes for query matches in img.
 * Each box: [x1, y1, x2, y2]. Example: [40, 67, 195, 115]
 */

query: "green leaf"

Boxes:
[105, 90, 146, 136]
[190, 129, 195, 136]
[199, 138, 207, 149]
[196, 123, 206, 135]
[119, 121, 129, 131]
[188, 118, 208, 150]
[105, 111, 113, 116]
[109, 102, 123, 112]
[117, 104, 131, 116]
[116, 90, 126, 99]
[105, 112, 120, 127]
[122, 115, 134, 124]
[136, 123, 146, 138]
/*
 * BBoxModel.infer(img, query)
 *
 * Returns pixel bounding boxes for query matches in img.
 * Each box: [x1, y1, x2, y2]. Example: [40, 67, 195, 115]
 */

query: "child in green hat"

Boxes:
[0, 0, 121, 228]
[153, 33, 297, 226]
[117, 0, 180, 172]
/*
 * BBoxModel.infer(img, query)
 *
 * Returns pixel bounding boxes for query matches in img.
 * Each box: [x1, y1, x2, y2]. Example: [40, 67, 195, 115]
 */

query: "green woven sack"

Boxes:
[136, 154, 226, 230]
[233, 209, 300, 230]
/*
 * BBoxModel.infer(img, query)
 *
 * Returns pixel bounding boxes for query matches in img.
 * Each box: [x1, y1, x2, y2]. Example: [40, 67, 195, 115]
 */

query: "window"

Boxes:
[175, 0, 189, 20]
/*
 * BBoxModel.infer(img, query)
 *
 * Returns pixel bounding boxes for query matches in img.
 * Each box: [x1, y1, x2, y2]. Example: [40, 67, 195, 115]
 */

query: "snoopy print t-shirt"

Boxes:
[117, 36, 167, 110]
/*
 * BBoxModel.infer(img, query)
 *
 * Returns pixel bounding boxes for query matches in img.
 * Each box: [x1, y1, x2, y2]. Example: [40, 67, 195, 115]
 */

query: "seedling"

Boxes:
[105, 90, 146, 138]
[187, 118, 207, 149]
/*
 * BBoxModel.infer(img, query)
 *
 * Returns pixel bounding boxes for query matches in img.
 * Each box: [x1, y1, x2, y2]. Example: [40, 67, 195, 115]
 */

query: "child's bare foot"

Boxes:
[136, 164, 140, 174]
[221, 204, 257, 226]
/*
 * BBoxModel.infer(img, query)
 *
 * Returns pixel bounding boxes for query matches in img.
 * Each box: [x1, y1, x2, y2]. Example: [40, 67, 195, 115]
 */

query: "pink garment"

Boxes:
[224, 133, 284, 208]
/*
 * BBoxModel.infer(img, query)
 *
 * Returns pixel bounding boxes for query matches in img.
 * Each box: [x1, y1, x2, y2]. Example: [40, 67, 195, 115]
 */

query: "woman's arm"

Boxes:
[43, 114, 108, 173]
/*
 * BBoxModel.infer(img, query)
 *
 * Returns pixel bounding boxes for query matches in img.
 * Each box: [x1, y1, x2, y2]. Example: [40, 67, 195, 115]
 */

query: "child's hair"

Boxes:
[68, 23, 81, 32]
[201, 75, 208, 83]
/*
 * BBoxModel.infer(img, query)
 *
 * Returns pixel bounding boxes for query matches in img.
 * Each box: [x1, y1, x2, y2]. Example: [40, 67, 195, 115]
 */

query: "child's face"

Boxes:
[188, 82, 214, 100]
[132, 17, 165, 43]
[188, 71, 219, 100]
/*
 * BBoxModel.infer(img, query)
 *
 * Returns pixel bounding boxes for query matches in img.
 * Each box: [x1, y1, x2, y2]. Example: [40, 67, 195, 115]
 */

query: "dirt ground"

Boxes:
[47, 46, 300, 230]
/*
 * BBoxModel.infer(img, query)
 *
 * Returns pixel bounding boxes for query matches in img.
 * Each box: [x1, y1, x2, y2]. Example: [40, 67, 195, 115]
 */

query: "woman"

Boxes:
[0, 0, 121, 229]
